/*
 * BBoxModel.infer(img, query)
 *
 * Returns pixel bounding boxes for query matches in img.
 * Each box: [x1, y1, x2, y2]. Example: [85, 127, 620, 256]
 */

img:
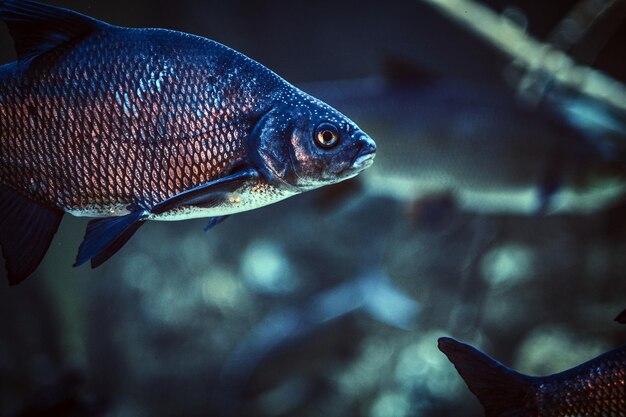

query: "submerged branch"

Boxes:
[422, 0, 626, 113]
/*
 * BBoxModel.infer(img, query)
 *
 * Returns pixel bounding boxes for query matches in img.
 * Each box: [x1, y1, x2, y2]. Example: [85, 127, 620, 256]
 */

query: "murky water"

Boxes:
[1, 1, 625, 416]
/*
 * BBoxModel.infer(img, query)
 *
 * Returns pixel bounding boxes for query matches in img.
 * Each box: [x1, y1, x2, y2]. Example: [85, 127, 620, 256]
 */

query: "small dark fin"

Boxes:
[204, 215, 230, 232]
[89, 220, 145, 268]
[0, 0, 105, 62]
[0, 184, 63, 285]
[74, 210, 148, 268]
[615, 308, 626, 324]
[152, 167, 259, 215]
[438, 337, 533, 417]
[382, 55, 439, 85]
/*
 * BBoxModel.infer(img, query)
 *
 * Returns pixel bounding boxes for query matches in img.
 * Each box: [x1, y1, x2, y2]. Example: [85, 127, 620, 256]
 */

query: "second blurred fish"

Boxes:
[439, 309, 626, 417]
[303, 67, 626, 214]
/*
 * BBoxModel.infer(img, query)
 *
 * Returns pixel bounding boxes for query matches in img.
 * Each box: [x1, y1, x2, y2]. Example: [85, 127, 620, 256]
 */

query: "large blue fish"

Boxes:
[0, 1, 376, 285]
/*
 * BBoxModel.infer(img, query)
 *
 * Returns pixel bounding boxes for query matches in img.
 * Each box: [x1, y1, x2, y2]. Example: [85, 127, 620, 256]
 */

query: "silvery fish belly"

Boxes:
[0, 0, 376, 285]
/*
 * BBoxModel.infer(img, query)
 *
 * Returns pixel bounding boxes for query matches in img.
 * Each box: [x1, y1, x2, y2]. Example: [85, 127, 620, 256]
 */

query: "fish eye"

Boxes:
[314, 122, 340, 149]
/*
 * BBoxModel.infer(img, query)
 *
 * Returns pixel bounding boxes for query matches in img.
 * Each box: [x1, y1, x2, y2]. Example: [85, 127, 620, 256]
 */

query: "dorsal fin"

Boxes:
[0, 0, 105, 62]
[438, 337, 533, 417]
[0, 184, 64, 285]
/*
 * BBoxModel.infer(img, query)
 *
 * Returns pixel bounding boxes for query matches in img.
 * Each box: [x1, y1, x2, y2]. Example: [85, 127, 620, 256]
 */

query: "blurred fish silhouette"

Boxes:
[216, 271, 420, 415]
[438, 312, 626, 417]
[0, 0, 376, 285]
[304, 60, 626, 216]
[616, 308, 626, 324]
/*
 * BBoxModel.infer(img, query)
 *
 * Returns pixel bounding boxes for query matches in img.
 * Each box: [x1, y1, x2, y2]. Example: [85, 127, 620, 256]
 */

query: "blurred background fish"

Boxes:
[303, 63, 626, 215]
[1, 1, 625, 417]
[439, 310, 626, 417]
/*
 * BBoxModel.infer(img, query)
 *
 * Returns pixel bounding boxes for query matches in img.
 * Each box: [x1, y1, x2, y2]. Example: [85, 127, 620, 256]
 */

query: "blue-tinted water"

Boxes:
[1, 1, 625, 416]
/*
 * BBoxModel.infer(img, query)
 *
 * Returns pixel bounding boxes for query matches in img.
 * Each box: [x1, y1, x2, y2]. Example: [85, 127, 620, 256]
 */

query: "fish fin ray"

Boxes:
[151, 166, 259, 215]
[0, 184, 63, 285]
[438, 337, 533, 417]
[615, 308, 626, 324]
[204, 215, 230, 232]
[89, 220, 145, 268]
[74, 210, 147, 268]
[0, 0, 105, 62]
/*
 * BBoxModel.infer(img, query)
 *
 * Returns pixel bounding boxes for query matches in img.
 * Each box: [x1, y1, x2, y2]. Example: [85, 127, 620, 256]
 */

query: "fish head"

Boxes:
[253, 92, 376, 191]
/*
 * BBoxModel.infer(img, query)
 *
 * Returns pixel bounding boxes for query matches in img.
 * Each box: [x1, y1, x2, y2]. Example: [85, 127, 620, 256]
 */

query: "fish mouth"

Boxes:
[350, 133, 377, 171]
[352, 151, 376, 170]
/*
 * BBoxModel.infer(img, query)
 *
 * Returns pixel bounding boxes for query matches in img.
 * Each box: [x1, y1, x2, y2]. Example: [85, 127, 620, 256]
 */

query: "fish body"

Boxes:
[439, 336, 626, 417]
[0, 0, 376, 284]
[303, 77, 626, 214]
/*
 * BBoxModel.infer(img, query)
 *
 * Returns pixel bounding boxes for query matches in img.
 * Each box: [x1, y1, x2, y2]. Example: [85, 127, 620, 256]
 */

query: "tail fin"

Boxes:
[615, 308, 626, 324]
[438, 337, 533, 417]
[0, 184, 63, 285]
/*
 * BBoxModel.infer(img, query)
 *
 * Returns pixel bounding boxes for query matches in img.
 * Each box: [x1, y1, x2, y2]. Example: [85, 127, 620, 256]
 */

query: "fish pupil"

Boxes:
[315, 122, 340, 148]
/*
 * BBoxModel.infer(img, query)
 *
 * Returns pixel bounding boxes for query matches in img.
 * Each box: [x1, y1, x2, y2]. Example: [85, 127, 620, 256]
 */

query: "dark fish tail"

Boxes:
[0, 0, 99, 284]
[0, 185, 63, 285]
[438, 337, 534, 417]
[616, 308, 626, 324]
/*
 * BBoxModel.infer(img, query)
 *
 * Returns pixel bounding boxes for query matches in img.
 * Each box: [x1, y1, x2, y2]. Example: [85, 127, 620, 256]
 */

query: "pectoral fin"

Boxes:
[74, 167, 259, 268]
[151, 167, 259, 215]
[74, 210, 148, 268]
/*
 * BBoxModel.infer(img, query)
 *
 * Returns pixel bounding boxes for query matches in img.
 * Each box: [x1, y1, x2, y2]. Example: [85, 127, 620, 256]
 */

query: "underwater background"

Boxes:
[1, 1, 625, 416]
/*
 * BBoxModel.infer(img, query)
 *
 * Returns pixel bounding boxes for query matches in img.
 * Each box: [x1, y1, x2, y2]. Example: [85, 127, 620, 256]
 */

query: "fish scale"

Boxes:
[532, 350, 626, 416]
[0, 28, 268, 212]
